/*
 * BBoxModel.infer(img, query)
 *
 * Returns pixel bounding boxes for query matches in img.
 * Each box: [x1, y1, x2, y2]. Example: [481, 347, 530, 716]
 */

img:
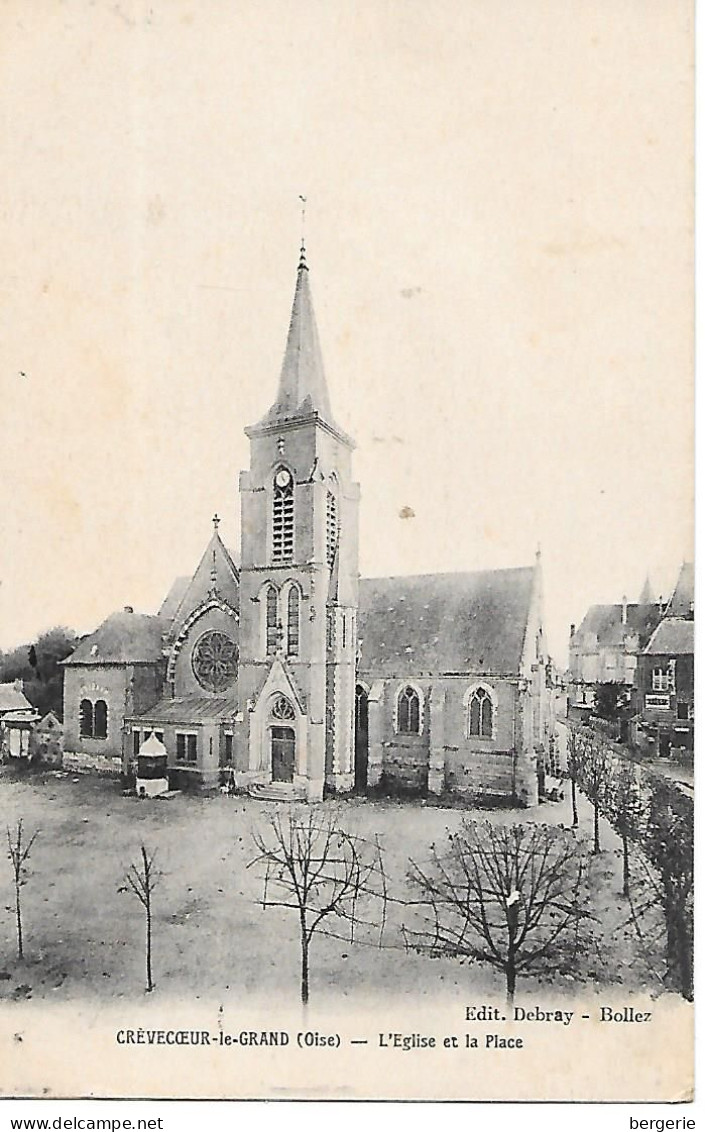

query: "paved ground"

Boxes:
[0, 768, 662, 1007]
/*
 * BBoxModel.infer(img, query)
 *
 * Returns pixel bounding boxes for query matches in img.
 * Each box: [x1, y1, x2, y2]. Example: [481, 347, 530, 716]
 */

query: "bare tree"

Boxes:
[629, 778, 693, 1000]
[249, 808, 387, 1005]
[7, 820, 38, 960]
[566, 730, 580, 828]
[570, 727, 610, 852]
[602, 756, 648, 897]
[119, 845, 161, 993]
[404, 820, 591, 1005]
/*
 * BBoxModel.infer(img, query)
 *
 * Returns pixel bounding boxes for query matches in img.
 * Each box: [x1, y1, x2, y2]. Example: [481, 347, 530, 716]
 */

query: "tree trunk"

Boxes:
[571, 775, 579, 828]
[592, 797, 600, 853]
[665, 895, 693, 1001]
[146, 900, 153, 992]
[505, 961, 516, 1008]
[300, 912, 309, 1006]
[675, 914, 693, 1002]
[621, 832, 629, 897]
[15, 881, 23, 960]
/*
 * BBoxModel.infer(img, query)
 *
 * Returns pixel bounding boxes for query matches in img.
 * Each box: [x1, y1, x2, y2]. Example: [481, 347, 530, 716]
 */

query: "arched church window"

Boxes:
[265, 585, 279, 656]
[326, 477, 339, 566]
[94, 699, 108, 740]
[191, 631, 239, 693]
[273, 467, 294, 562]
[270, 694, 296, 721]
[287, 586, 300, 656]
[467, 686, 494, 738]
[79, 699, 94, 738]
[397, 685, 421, 734]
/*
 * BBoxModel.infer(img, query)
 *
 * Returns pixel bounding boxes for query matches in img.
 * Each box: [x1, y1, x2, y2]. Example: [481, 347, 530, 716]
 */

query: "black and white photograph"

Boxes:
[0, 0, 694, 1104]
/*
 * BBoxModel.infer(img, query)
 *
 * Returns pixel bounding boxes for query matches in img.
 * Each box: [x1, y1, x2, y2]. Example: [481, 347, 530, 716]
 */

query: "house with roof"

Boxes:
[61, 245, 554, 805]
[630, 563, 694, 760]
[632, 618, 694, 760]
[0, 680, 39, 759]
[567, 592, 663, 715]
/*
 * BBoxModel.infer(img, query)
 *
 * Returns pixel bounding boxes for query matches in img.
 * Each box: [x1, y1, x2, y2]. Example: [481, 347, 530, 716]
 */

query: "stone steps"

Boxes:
[248, 781, 307, 803]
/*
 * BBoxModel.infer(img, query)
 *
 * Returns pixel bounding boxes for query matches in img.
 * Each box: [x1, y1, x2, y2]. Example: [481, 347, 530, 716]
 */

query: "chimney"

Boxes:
[621, 595, 628, 625]
[13, 678, 23, 692]
[124, 605, 134, 614]
[569, 623, 576, 638]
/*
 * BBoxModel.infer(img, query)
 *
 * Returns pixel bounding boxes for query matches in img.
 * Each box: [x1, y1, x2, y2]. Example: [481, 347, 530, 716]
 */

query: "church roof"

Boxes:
[159, 576, 191, 620]
[62, 611, 166, 666]
[643, 618, 694, 657]
[167, 526, 240, 628]
[357, 566, 536, 677]
[572, 603, 662, 649]
[253, 247, 339, 432]
[130, 694, 238, 725]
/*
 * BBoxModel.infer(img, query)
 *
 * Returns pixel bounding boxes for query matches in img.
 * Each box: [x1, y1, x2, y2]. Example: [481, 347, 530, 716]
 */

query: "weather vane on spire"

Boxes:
[298, 194, 307, 267]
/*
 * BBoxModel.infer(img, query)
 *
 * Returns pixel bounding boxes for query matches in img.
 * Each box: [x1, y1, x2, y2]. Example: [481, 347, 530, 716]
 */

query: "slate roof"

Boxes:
[253, 251, 343, 434]
[666, 562, 694, 619]
[357, 567, 536, 677]
[131, 694, 238, 725]
[573, 603, 662, 649]
[158, 576, 190, 620]
[643, 618, 694, 657]
[62, 612, 166, 666]
[0, 682, 36, 715]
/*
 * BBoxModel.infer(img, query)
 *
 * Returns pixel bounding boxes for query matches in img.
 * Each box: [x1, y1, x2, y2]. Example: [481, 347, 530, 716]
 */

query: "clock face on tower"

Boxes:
[275, 468, 292, 489]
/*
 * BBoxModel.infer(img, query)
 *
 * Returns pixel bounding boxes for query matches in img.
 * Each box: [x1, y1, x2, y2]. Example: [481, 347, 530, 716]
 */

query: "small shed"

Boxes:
[0, 681, 40, 759]
[136, 732, 169, 798]
[30, 711, 64, 766]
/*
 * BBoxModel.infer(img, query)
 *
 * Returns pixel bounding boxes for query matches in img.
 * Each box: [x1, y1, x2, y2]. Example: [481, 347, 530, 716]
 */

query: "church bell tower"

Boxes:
[237, 243, 360, 800]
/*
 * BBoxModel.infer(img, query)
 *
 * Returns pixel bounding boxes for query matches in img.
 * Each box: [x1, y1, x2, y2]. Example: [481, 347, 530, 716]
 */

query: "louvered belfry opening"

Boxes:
[273, 475, 294, 561]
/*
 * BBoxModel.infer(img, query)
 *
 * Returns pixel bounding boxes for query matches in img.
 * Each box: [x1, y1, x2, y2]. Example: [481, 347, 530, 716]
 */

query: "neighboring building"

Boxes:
[0, 680, 39, 758]
[30, 711, 64, 766]
[567, 593, 663, 713]
[61, 245, 555, 805]
[632, 618, 694, 759]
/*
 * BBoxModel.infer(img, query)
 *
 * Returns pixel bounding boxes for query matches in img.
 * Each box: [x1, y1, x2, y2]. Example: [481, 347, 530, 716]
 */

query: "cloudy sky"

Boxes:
[0, 0, 693, 663]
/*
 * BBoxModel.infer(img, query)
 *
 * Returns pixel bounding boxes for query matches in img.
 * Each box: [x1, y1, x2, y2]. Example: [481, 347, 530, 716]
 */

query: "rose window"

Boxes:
[191, 631, 238, 693]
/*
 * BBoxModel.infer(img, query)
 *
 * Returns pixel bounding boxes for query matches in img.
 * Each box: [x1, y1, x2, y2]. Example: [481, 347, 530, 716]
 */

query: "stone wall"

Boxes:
[62, 665, 129, 761]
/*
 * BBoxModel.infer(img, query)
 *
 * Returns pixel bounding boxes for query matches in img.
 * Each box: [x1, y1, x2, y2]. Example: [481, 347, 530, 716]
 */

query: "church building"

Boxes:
[62, 245, 553, 806]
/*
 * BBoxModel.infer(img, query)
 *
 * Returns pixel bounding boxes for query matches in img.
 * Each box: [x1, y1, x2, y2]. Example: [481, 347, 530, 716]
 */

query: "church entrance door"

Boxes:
[354, 685, 369, 791]
[271, 726, 295, 782]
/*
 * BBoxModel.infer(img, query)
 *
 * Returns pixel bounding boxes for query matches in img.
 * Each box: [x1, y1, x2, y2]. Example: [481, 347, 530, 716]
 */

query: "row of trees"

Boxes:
[5, 810, 592, 1007]
[5, 779, 691, 1005]
[567, 724, 693, 1000]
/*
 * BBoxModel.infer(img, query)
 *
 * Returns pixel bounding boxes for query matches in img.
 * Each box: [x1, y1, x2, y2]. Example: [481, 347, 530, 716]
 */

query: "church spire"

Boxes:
[639, 574, 654, 604]
[256, 245, 334, 428]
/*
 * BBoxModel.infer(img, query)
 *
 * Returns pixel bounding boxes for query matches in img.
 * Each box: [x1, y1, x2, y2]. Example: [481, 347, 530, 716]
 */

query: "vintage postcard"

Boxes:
[0, 0, 694, 1103]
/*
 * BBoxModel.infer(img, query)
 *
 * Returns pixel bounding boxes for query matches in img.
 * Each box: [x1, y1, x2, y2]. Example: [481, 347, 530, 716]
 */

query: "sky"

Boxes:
[0, 0, 693, 665]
